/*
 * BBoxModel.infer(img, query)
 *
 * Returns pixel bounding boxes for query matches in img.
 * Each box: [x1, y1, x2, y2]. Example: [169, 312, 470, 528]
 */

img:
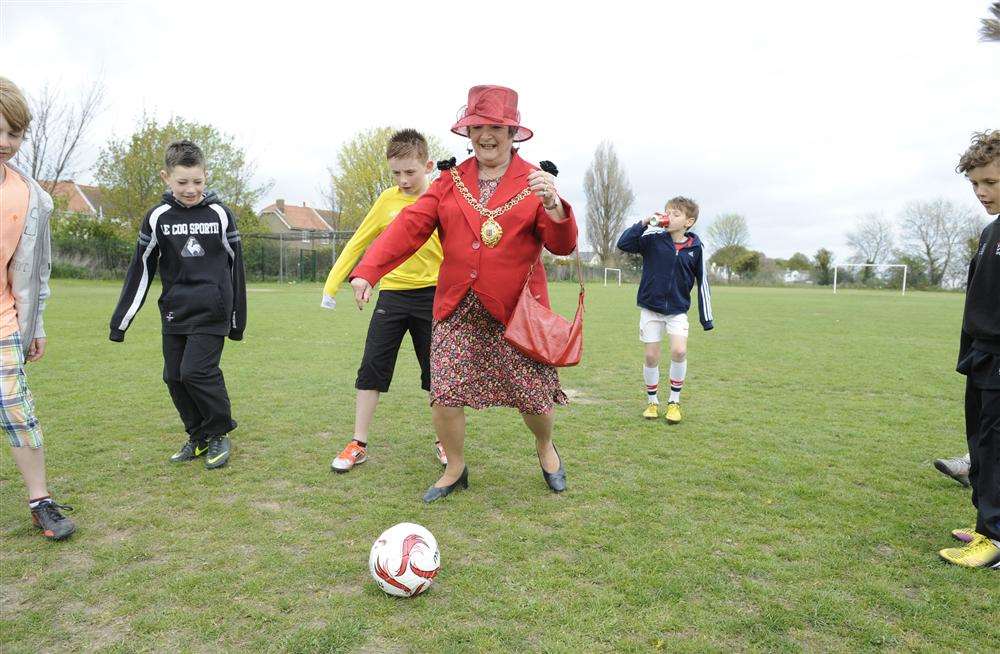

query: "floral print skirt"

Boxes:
[430, 292, 568, 414]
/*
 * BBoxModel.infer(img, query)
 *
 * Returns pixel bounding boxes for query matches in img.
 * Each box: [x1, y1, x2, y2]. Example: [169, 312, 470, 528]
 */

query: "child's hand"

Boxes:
[26, 337, 46, 362]
[350, 278, 373, 309]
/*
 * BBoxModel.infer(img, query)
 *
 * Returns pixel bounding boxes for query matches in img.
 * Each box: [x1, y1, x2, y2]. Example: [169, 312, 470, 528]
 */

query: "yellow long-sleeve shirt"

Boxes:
[321, 186, 442, 305]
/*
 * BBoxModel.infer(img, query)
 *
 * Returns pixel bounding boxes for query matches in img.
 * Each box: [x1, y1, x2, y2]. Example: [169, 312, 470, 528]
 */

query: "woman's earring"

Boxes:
[467, 141, 473, 155]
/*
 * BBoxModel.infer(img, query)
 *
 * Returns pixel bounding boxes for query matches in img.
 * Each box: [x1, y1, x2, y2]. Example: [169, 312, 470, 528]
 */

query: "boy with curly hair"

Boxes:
[938, 130, 1000, 569]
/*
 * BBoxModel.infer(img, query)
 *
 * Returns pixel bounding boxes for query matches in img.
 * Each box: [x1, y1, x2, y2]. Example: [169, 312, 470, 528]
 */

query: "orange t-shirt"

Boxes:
[1, 164, 30, 338]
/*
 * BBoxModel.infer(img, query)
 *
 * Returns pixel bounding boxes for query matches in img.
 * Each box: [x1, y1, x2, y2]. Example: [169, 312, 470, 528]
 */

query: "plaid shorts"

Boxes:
[0, 331, 43, 448]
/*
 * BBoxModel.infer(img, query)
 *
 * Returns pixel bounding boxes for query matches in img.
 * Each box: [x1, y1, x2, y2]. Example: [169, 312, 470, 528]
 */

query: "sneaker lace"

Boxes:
[39, 501, 74, 522]
[208, 437, 225, 456]
[957, 534, 991, 559]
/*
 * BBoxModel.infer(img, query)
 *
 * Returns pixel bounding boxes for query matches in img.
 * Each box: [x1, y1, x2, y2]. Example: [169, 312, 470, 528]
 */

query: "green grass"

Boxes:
[1, 281, 998, 652]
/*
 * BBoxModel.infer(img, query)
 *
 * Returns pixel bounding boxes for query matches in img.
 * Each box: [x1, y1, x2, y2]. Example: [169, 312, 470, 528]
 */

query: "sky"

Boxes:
[2, 0, 998, 260]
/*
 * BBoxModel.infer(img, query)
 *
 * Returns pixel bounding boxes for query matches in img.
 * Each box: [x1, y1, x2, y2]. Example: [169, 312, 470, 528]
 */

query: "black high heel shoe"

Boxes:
[422, 466, 469, 503]
[540, 445, 566, 493]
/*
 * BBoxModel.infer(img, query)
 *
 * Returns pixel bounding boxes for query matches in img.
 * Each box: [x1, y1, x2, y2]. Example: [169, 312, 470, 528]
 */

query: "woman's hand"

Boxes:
[350, 278, 373, 309]
[26, 337, 46, 362]
[528, 170, 565, 219]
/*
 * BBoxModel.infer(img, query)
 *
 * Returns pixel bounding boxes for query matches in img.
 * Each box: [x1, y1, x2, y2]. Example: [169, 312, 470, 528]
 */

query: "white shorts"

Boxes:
[639, 308, 689, 343]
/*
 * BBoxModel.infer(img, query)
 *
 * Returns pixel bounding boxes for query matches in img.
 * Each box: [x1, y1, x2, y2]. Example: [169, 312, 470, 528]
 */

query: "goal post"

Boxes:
[833, 263, 907, 295]
[604, 268, 622, 287]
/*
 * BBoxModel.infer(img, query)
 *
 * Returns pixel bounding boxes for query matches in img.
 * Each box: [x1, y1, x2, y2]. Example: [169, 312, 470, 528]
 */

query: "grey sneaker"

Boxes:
[170, 438, 207, 463]
[205, 435, 231, 469]
[31, 500, 76, 540]
[934, 453, 971, 487]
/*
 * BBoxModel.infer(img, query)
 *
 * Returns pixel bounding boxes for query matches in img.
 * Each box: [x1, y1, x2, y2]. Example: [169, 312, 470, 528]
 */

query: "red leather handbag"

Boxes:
[503, 251, 585, 367]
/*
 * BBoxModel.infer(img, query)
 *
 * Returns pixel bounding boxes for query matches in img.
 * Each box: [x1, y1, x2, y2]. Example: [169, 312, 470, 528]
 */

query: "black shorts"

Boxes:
[356, 287, 435, 392]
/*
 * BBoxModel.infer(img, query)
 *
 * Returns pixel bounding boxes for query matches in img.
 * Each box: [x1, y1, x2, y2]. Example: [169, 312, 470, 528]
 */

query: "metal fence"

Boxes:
[49, 226, 638, 285]
[241, 231, 357, 283]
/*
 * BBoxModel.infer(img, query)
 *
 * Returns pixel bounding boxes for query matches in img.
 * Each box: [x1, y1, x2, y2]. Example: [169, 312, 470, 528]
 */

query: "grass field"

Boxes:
[1, 280, 997, 653]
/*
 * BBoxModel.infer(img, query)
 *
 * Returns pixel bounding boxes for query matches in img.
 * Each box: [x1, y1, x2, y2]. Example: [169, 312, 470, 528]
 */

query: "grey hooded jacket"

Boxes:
[5, 162, 53, 356]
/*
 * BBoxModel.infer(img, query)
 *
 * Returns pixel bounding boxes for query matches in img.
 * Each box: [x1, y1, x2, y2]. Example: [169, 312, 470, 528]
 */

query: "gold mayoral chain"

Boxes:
[449, 169, 532, 248]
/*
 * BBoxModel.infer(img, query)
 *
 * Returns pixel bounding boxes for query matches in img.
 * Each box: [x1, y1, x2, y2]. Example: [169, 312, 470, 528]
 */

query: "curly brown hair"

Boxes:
[957, 130, 1000, 173]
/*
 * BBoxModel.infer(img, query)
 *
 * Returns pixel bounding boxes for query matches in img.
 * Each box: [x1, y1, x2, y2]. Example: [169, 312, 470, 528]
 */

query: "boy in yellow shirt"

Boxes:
[321, 129, 444, 472]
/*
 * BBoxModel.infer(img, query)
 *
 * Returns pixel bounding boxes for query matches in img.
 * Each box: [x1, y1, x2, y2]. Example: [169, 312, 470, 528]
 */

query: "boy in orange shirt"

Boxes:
[0, 77, 75, 540]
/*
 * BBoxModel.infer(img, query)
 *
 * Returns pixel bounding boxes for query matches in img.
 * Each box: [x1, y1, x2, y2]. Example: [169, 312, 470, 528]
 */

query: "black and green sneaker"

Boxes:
[204, 435, 231, 469]
[170, 438, 208, 463]
[31, 500, 76, 540]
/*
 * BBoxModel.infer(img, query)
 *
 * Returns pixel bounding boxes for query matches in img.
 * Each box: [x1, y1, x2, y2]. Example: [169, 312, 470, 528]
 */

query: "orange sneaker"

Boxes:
[434, 440, 448, 466]
[331, 440, 368, 473]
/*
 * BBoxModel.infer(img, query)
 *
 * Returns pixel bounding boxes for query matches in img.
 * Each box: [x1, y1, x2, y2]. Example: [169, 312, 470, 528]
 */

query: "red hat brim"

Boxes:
[451, 114, 533, 142]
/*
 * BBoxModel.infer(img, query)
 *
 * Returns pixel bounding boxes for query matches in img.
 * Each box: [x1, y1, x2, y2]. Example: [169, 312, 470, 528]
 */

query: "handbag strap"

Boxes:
[525, 248, 586, 296]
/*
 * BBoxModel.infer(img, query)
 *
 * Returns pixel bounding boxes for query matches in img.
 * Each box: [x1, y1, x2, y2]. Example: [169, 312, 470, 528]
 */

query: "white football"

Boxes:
[369, 522, 440, 597]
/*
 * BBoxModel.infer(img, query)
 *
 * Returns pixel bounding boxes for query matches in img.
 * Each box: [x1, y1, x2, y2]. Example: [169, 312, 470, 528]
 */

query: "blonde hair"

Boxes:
[957, 130, 1000, 173]
[0, 77, 31, 133]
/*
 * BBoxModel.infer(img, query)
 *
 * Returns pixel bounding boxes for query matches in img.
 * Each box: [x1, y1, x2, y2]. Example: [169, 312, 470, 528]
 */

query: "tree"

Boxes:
[891, 251, 929, 289]
[786, 252, 813, 272]
[709, 244, 750, 282]
[583, 141, 635, 265]
[814, 248, 834, 285]
[846, 213, 894, 282]
[846, 213, 894, 264]
[15, 80, 105, 194]
[329, 127, 450, 230]
[732, 250, 763, 278]
[95, 115, 269, 235]
[898, 199, 976, 287]
[981, 2, 1000, 41]
[319, 174, 341, 231]
[705, 213, 749, 251]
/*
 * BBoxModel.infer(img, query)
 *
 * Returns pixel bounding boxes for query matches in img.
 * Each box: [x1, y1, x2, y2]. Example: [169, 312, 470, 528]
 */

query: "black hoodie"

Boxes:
[109, 191, 246, 341]
[961, 217, 1000, 353]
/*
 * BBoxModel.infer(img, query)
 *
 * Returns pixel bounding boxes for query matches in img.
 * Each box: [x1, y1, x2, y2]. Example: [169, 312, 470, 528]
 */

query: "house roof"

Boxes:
[43, 180, 104, 215]
[261, 201, 337, 231]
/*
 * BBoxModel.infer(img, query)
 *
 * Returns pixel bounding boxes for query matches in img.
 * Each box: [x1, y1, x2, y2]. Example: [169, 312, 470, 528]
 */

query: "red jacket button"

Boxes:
[472, 241, 480, 250]
[470, 270, 478, 279]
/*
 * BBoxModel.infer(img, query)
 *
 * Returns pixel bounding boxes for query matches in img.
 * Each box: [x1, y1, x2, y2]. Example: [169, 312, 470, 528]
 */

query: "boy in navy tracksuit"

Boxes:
[109, 140, 246, 469]
[617, 196, 713, 424]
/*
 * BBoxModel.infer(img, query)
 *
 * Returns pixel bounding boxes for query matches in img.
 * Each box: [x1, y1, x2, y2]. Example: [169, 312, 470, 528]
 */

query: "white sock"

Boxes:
[643, 365, 659, 404]
[668, 359, 687, 403]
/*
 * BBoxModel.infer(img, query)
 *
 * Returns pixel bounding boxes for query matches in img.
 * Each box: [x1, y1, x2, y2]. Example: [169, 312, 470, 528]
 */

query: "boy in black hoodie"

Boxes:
[938, 130, 1000, 569]
[110, 140, 246, 469]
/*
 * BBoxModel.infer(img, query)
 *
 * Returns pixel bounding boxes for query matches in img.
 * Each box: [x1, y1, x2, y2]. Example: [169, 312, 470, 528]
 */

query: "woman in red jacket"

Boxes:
[350, 85, 578, 502]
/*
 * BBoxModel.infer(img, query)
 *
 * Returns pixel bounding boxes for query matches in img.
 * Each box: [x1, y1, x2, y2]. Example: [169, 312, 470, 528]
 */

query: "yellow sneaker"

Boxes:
[938, 533, 1000, 568]
[665, 402, 682, 424]
[642, 403, 659, 420]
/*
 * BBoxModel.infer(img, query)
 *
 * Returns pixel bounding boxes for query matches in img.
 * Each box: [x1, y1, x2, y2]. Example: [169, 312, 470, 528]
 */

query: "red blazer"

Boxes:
[351, 152, 579, 324]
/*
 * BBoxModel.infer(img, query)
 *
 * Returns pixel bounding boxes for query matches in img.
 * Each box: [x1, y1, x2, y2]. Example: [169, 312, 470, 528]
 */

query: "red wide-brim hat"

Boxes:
[451, 85, 533, 142]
